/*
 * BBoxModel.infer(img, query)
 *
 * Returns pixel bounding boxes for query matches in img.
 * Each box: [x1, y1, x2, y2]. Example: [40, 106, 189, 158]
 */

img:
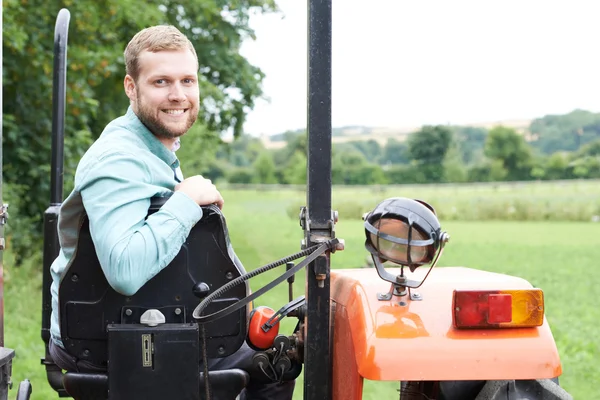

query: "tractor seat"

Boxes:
[57, 197, 251, 399]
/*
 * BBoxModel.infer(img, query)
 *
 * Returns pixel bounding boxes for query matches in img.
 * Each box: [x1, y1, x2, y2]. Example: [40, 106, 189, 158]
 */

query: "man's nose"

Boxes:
[168, 83, 186, 102]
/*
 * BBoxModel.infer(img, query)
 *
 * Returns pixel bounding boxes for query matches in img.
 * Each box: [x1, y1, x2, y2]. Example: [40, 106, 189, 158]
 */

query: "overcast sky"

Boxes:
[239, 0, 600, 136]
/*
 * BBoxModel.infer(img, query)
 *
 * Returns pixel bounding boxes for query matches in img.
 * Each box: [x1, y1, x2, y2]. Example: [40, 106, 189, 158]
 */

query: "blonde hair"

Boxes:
[124, 25, 198, 81]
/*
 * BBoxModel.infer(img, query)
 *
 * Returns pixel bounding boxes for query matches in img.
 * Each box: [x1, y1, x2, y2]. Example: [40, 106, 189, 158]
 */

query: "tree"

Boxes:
[381, 138, 410, 165]
[452, 126, 488, 164]
[350, 139, 382, 163]
[484, 126, 533, 181]
[3, 0, 275, 258]
[252, 152, 277, 184]
[442, 144, 468, 183]
[280, 152, 307, 184]
[544, 153, 570, 180]
[407, 125, 453, 182]
[529, 109, 600, 154]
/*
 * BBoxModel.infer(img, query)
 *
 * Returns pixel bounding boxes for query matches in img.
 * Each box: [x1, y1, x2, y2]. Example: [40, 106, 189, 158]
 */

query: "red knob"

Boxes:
[247, 306, 280, 350]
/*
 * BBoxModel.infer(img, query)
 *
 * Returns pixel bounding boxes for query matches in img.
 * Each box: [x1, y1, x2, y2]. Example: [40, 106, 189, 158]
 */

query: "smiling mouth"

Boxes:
[162, 109, 188, 115]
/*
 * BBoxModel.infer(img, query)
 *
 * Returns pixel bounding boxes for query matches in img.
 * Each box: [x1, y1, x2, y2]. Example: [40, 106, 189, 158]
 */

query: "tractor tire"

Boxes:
[473, 379, 573, 400]
[400, 379, 573, 400]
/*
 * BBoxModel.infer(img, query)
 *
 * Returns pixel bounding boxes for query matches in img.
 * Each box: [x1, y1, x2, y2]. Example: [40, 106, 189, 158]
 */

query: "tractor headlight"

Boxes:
[363, 197, 449, 288]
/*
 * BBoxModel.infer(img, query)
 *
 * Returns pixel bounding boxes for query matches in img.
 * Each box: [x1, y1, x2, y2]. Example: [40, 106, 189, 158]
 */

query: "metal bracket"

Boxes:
[377, 283, 420, 301]
[0, 204, 8, 250]
[0, 204, 9, 226]
[377, 291, 392, 301]
[410, 290, 423, 301]
[299, 207, 339, 250]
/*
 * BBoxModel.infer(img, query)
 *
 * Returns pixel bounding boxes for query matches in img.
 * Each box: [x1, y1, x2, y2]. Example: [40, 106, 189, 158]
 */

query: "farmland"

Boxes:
[4, 181, 599, 399]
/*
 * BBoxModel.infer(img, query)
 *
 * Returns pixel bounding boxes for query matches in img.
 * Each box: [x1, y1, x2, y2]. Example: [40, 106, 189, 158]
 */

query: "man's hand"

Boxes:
[175, 176, 224, 209]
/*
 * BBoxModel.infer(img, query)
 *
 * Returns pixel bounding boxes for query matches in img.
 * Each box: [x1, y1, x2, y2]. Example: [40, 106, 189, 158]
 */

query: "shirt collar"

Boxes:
[125, 106, 179, 168]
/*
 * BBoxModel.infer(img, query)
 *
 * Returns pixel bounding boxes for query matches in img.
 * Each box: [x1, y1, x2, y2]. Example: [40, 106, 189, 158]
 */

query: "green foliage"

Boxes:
[227, 167, 254, 184]
[178, 123, 223, 176]
[451, 126, 488, 164]
[381, 138, 410, 165]
[280, 152, 307, 184]
[202, 112, 600, 187]
[569, 156, 600, 179]
[467, 159, 508, 182]
[529, 109, 600, 154]
[442, 144, 468, 183]
[3, 0, 275, 259]
[484, 126, 533, 180]
[251, 152, 277, 184]
[385, 164, 428, 184]
[331, 148, 387, 185]
[573, 138, 600, 158]
[348, 139, 382, 163]
[546, 153, 570, 177]
[408, 125, 453, 182]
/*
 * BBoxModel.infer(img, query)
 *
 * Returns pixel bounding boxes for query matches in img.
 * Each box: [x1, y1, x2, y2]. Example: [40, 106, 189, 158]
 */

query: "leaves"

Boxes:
[2, 0, 275, 259]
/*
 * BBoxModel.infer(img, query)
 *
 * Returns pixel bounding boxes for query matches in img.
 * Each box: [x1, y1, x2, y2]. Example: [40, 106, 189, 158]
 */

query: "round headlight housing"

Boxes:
[363, 197, 448, 289]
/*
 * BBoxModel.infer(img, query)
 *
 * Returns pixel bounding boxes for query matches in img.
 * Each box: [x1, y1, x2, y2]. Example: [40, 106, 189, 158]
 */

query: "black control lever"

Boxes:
[262, 296, 306, 331]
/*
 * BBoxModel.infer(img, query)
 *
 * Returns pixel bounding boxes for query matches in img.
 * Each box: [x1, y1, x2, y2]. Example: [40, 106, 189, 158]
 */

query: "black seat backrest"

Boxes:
[59, 197, 249, 366]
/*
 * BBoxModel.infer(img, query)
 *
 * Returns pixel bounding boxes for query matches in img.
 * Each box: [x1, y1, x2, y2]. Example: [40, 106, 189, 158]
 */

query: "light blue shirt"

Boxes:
[50, 107, 203, 346]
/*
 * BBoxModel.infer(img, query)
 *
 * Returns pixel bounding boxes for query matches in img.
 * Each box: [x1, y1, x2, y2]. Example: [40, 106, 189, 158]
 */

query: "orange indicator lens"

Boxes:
[453, 289, 544, 329]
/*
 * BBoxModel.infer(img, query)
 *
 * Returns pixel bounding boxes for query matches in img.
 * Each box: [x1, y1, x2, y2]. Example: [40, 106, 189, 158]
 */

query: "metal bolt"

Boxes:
[225, 272, 234, 280]
[175, 308, 182, 315]
[83, 349, 90, 357]
[412, 292, 422, 299]
[217, 346, 225, 355]
[398, 301, 407, 306]
[125, 309, 133, 316]
[71, 274, 79, 282]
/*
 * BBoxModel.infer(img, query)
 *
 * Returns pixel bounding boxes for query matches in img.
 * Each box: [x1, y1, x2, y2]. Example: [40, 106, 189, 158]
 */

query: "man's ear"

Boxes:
[124, 75, 137, 102]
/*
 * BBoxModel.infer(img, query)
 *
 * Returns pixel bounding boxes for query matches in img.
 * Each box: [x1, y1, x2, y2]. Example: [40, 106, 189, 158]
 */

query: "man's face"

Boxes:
[125, 49, 200, 140]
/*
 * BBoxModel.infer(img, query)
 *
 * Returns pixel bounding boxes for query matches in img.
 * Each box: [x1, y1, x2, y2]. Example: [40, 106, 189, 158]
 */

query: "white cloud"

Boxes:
[241, 0, 600, 136]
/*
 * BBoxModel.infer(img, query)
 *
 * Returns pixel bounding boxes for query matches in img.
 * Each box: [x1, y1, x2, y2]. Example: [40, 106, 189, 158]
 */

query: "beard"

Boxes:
[135, 95, 198, 140]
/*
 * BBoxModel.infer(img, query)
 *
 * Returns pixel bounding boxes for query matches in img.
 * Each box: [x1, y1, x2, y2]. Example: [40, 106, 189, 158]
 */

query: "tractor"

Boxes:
[4, 1, 574, 399]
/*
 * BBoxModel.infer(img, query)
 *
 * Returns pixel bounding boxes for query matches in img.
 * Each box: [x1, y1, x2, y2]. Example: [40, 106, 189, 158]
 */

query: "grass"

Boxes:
[4, 183, 599, 399]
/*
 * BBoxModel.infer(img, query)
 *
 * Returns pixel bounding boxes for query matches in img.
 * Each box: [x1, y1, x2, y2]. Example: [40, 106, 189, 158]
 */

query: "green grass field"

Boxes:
[4, 183, 599, 399]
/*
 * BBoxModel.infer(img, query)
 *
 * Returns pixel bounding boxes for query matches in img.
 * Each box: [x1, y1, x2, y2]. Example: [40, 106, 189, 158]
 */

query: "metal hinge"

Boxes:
[0, 204, 8, 250]
[0, 204, 8, 226]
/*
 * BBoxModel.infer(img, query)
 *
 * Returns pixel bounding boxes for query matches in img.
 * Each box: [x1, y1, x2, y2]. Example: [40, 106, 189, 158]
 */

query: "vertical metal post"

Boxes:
[0, 77, 4, 349]
[41, 10, 71, 396]
[42, 7, 69, 344]
[304, 0, 333, 399]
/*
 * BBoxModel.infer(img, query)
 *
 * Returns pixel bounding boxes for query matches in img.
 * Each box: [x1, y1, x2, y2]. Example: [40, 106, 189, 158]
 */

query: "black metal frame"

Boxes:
[304, 1, 333, 400]
[41, 8, 71, 396]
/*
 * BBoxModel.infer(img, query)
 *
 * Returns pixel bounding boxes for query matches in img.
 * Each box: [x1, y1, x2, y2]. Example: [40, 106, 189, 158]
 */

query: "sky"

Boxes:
[239, 0, 600, 136]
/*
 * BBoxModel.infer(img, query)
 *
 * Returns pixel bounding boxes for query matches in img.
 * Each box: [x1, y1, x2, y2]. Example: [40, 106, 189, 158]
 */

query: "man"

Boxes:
[49, 25, 294, 399]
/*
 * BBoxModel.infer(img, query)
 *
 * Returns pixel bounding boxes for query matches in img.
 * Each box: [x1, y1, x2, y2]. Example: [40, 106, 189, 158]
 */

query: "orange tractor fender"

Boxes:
[330, 267, 562, 400]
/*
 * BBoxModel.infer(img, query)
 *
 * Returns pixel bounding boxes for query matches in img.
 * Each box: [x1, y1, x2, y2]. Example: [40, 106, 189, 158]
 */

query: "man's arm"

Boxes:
[79, 151, 203, 296]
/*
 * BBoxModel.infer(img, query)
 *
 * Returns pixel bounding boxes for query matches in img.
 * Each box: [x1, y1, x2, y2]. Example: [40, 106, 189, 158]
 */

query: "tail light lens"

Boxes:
[453, 289, 544, 329]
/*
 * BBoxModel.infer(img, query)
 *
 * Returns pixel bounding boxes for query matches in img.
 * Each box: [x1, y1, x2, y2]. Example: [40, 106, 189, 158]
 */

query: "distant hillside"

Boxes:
[260, 119, 532, 149]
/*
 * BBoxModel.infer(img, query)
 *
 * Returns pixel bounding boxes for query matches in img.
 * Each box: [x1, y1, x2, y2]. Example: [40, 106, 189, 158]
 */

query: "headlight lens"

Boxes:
[369, 218, 429, 264]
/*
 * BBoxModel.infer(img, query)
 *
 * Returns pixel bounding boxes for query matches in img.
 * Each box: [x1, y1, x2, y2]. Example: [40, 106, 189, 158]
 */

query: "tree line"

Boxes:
[192, 109, 600, 186]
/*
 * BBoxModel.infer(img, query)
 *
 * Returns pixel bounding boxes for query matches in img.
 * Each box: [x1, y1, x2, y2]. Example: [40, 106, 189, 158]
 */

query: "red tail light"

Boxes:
[453, 289, 544, 329]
